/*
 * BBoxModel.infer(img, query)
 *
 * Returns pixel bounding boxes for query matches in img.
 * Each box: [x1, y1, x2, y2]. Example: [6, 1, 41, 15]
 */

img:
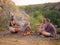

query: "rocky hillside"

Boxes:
[0, 0, 15, 31]
[0, 0, 29, 31]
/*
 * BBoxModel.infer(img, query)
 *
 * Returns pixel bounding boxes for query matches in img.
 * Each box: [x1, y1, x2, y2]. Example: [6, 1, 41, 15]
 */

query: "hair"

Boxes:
[11, 18, 14, 21]
[46, 18, 50, 23]
[42, 18, 46, 24]
[25, 22, 30, 25]
[20, 17, 23, 20]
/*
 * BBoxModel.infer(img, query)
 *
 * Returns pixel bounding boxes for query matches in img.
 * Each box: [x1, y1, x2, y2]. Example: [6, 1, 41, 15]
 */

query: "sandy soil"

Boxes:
[0, 31, 60, 45]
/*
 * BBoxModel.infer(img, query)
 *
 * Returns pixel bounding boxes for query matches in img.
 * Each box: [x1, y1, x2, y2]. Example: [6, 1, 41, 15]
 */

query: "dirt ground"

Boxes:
[0, 31, 60, 45]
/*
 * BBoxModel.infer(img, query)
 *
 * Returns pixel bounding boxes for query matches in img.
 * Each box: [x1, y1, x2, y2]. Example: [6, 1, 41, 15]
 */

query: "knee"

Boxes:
[10, 30, 15, 33]
[15, 28, 20, 32]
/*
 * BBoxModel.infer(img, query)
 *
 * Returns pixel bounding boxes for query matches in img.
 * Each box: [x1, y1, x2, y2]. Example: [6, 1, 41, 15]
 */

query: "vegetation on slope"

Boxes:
[19, 2, 60, 32]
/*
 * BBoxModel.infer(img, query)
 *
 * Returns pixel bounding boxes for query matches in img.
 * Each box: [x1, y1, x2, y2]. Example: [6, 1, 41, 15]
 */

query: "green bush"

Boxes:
[57, 28, 60, 34]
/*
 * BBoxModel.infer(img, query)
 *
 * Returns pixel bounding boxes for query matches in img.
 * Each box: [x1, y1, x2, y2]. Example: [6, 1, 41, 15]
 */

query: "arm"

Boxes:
[52, 25, 57, 37]
[10, 21, 14, 26]
[52, 26, 56, 34]
[24, 24, 31, 31]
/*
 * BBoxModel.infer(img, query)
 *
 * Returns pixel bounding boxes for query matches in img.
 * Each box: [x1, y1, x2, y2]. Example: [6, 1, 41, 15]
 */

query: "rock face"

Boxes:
[0, 0, 19, 31]
[0, 0, 15, 5]
[0, 0, 29, 31]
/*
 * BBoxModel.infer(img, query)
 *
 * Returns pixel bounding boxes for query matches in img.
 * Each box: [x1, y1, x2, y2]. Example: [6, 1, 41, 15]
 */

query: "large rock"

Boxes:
[0, 0, 19, 31]
[0, 0, 29, 31]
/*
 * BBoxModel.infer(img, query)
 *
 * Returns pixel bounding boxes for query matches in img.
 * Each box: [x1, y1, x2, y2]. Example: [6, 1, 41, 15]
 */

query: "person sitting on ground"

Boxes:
[44, 18, 56, 37]
[17, 17, 26, 32]
[23, 22, 32, 36]
[17, 17, 31, 35]
[39, 18, 56, 37]
[37, 19, 46, 34]
[9, 19, 20, 33]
